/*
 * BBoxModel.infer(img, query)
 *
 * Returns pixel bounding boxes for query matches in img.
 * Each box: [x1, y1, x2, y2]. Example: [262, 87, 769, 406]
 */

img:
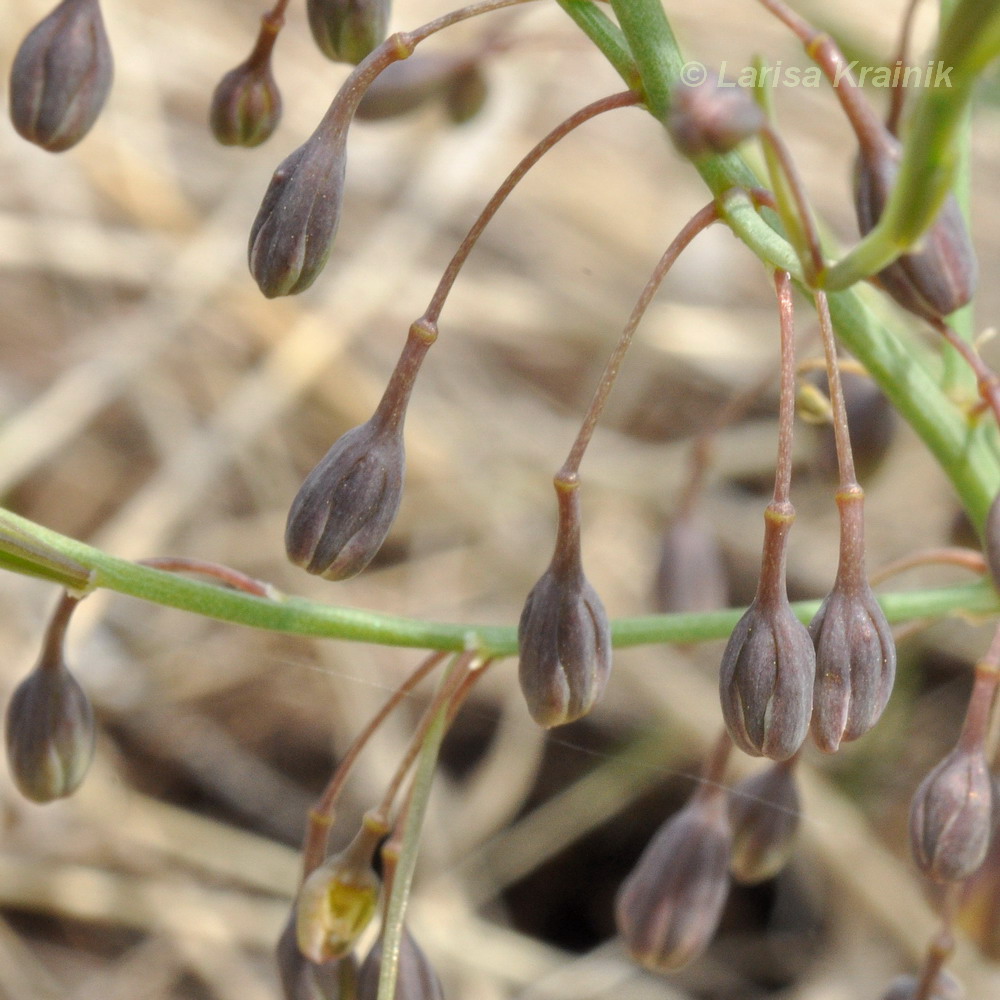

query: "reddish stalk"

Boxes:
[137, 557, 275, 599]
[869, 547, 987, 586]
[300, 651, 449, 881]
[421, 90, 641, 325]
[557, 201, 719, 484]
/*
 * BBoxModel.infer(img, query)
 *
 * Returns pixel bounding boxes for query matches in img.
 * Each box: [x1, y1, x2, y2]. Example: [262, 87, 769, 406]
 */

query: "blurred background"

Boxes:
[2, 0, 1000, 996]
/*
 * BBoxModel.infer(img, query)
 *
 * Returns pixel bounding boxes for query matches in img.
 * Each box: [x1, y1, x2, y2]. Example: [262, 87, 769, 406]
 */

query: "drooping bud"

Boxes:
[9, 0, 114, 152]
[443, 64, 488, 125]
[809, 486, 895, 752]
[719, 502, 815, 761]
[616, 787, 732, 972]
[854, 131, 977, 321]
[277, 907, 359, 1000]
[5, 594, 95, 802]
[306, 0, 390, 65]
[356, 927, 444, 1000]
[296, 819, 384, 964]
[285, 322, 432, 580]
[909, 742, 994, 883]
[248, 126, 347, 297]
[879, 971, 964, 1000]
[728, 759, 800, 884]
[517, 477, 612, 728]
[652, 510, 728, 614]
[667, 71, 765, 159]
[210, 20, 282, 148]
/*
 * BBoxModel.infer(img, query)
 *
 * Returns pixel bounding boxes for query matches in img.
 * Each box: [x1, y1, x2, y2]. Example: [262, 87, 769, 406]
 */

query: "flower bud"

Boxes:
[285, 415, 404, 580]
[809, 580, 895, 752]
[210, 29, 282, 148]
[910, 744, 993, 883]
[5, 596, 95, 802]
[616, 789, 731, 972]
[356, 927, 444, 1000]
[879, 971, 964, 1000]
[667, 71, 764, 159]
[249, 128, 346, 298]
[728, 760, 800, 884]
[855, 134, 977, 321]
[296, 823, 383, 964]
[307, 0, 390, 65]
[285, 323, 430, 580]
[277, 908, 359, 1000]
[518, 479, 611, 728]
[809, 486, 895, 752]
[9, 0, 114, 152]
[653, 510, 728, 614]
[719, 505, 815, 761]
[443, 64, 488, 125]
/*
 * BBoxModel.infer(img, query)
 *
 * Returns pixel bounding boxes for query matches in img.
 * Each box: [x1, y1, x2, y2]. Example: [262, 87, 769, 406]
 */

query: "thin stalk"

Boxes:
[759, 125, 824, 284]
[374, 657, 469, 1000]
[931, 317, 1000, 424]
[814, 291, 857, 488]
[422, 90, 640, 326]
[772, 270, 797, 508]
[557, 201, 719, 482]
[38, 592, 80, 671]
[137, 557, 274, 598]
[869, 547, 986, 586]
[914, 890, 960, 1000]
[300, 651, 448, 881]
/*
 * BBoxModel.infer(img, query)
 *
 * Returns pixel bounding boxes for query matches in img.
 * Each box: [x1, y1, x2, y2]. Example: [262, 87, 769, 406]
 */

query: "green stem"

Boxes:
[939, 0, 976, 398]
[608, 0, 677, 118]
[0, 506, 995, 655]
[824, 0, 1000, 291]
[554, 0, 640, 90]
[375, 665, 454, 1000]
[558, 0, 999, 531]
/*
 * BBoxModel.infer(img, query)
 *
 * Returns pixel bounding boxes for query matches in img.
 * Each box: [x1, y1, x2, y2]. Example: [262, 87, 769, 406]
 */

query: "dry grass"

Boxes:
[2, 0, 1000, 997]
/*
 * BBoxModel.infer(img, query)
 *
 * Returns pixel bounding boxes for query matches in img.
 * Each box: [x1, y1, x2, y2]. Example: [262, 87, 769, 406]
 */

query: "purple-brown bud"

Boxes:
[653, 510, 729, 614]
[5, 596, 95, 803]
[719, 505, 815, 761]
[616, 788, 732, 973]
[210, 28, 282, 148]
[809, 488, 895, 752]
[296, 821, 383, 964]
[667, 72, 764, 159]
[285, 323, 431, 580]
[285, 415, 404, 581]
[517, 479, 611, 728]
[306, 0, 390, 65]
[9, 0, 114, 152]
[879, 971, 964, 1000]
[855, 133, 977, 322]
[356, 927, 444, 1000]
[277, 908, 359, 1000]
[728, 760, 800, 884]
[909, 743, 994, 883]
[249, 128, 346, 298]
